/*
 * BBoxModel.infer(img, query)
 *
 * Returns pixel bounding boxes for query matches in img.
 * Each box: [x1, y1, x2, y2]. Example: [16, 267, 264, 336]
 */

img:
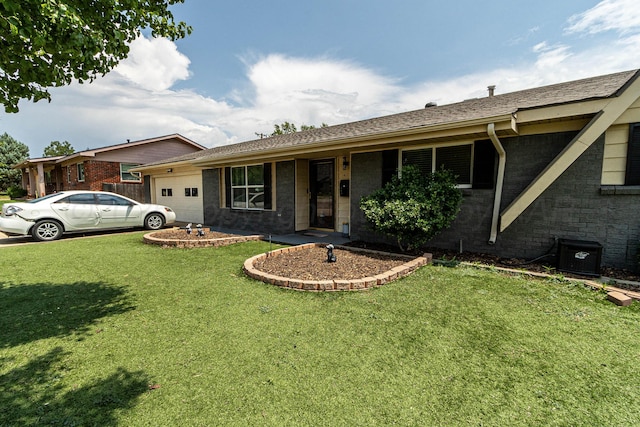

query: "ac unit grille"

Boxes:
[557, 239, 602, 277]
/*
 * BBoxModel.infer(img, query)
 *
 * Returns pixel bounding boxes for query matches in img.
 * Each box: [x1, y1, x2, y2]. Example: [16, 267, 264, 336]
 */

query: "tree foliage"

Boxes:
[271, 121, 298, 135]
[0, 0, 192, 112]
[0, 132, 29, 191]
[359, 165, 463, 251]
[43, 140, 75, 157]
[264, 121, 329, 137]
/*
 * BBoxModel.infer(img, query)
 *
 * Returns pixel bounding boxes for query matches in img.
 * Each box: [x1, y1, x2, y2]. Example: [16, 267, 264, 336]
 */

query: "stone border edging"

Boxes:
[457, 261, 640, 301]
[143, 228, 263, 248]
[243, 243, 432, 291]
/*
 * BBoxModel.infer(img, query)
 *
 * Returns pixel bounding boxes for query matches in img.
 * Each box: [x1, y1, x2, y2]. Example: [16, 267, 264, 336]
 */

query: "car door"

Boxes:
[95, 193, 141, 227]
[51, 193, 100, 230]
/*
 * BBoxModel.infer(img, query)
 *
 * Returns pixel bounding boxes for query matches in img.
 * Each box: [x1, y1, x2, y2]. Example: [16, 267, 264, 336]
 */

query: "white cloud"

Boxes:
[565, 0, 640, 35]
[238, 54, 402, 127]
[114, 37, 191, 91]
[4, 0, 640, 159]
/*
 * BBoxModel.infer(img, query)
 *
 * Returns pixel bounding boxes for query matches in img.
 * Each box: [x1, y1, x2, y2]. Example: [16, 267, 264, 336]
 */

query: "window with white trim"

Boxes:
[231, 164, 265, 209]
[120, 163, 142, 182]
[224, 163, 272, 210]
[77, 162, 85, 182]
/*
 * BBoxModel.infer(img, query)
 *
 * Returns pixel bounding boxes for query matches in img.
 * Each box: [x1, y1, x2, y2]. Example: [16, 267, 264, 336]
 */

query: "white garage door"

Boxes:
[154, 175, 204, 224]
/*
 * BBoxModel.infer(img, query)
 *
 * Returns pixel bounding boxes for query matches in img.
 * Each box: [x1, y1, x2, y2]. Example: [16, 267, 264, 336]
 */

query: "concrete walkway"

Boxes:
[202, 224, 352, 246]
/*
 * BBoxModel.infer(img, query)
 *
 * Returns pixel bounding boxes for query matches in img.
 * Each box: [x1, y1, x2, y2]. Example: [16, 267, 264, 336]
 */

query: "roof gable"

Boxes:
[51, 134, 205, 168]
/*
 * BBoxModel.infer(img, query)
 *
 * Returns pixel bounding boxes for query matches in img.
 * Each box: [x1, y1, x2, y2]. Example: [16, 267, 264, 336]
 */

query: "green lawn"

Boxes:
[0, 195, 13, 210]
[1, 232, 639, 426]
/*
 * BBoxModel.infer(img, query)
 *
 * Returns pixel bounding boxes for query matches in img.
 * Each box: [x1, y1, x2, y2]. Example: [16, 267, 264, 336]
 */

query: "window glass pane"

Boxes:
[247, 165, 264, 186]
[402, 148, 432, 176]
[62, 193, 96, 204]
[625, 123, 640, 185]
[97, 194, 131, 206]
[436, 145, 472, 184]
[231, 167, 245, 186]
[77, 163, 85, 181]
[232, 188, 247, 208]
[121, 163, 141, 182]
[248, 186, 264, 209]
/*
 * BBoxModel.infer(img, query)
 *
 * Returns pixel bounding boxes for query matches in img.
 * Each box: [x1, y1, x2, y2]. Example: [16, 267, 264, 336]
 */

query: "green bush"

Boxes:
[360, 165, 462, 251]
[7, 185, 27, 199]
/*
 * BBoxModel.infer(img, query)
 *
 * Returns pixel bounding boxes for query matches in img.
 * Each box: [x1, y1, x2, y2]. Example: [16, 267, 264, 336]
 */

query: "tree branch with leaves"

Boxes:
[0, 0, 192, 112]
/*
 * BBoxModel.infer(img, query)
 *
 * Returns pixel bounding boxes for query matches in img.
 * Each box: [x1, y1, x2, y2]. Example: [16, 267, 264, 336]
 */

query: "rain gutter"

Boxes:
[487, 123, 506, 244]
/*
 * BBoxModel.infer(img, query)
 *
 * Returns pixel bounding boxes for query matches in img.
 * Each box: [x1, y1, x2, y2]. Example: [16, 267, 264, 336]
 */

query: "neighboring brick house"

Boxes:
[15, 134, 205, 202]
[135, 70, 640, 271]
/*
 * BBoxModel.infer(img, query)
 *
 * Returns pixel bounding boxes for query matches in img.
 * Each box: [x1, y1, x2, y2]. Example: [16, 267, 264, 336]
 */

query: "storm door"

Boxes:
[309, 159, 335, 229]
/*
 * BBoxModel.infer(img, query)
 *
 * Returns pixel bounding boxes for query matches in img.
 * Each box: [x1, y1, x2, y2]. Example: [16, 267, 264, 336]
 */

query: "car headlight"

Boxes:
[3, 205, 23, 216]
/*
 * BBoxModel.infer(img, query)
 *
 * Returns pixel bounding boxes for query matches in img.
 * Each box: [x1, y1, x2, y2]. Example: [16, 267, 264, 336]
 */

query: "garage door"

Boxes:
[154, 175, 204, 224]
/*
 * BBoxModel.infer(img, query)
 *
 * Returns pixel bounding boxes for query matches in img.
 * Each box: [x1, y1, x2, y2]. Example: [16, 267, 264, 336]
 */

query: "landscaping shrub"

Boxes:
[360, 165, 462, 251]
[7, 185, 26, 199]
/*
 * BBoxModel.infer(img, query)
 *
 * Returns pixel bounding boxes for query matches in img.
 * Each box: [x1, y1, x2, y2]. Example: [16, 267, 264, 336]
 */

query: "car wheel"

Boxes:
[31, 219, 63, 241]
[144, 213, 165, 230]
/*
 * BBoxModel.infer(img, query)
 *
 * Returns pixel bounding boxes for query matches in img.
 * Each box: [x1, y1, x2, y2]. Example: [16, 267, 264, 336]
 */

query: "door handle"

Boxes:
[101, 208, 112, 212]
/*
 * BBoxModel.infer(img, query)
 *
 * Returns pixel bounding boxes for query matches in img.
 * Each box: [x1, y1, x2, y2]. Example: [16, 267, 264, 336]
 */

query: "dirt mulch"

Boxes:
[151, 228, 236, 240]
[253, 246, 412, 281]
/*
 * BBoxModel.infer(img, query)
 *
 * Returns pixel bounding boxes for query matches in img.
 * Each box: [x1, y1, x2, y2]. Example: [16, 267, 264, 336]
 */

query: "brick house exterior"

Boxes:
[62, 160, 126, 191]
[15, 134, 205, 201]
[136, 70, 640, 271]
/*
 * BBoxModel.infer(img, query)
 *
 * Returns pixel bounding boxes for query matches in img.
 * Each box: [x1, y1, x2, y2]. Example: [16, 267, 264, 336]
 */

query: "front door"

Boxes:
[309, 159, 334, 229]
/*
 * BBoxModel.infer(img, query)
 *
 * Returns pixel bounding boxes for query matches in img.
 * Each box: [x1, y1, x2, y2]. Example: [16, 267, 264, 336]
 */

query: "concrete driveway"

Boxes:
[0, 228, 149, 246]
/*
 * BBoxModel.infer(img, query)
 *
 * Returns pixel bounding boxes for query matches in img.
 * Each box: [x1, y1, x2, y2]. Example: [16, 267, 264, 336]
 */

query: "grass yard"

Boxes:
[0, 195, 13, 210]
[1, 232, 639, 426]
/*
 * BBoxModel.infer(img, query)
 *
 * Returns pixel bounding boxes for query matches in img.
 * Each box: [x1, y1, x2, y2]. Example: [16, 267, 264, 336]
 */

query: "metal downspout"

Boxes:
[488, 123, 506, 244]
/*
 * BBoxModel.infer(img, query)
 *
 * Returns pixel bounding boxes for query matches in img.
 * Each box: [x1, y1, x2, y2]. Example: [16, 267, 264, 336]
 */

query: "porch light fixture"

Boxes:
[342, 156, 349, 170]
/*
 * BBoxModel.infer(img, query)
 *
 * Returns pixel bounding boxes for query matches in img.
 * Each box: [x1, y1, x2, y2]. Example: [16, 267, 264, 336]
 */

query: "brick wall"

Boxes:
[62, 160, 143, 191]
[350, 131, 640, 270]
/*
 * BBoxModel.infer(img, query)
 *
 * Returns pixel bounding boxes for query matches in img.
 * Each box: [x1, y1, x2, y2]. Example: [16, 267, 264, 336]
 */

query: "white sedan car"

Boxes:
[0, 191, 176, 241]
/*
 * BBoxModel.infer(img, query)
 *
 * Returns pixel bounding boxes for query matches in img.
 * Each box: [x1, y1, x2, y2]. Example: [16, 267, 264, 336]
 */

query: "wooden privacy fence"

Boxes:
[102, 183, 145, 202]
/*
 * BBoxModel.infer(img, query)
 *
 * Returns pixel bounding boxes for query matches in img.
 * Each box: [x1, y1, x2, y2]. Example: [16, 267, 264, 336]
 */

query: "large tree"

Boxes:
[0, 132, 29, 191]
[0, 0, 192, 112]
[43, 140, 74, 157]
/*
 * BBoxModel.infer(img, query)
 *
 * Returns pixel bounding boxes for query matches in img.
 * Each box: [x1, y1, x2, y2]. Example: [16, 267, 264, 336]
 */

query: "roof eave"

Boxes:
[131, 159, 202, 173]
[191, 114, 517, 167]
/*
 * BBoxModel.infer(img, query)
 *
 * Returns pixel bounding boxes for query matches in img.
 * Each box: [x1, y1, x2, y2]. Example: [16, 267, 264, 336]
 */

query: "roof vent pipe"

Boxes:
[487, 123, 506, 244]
[488, 85, 496, 97]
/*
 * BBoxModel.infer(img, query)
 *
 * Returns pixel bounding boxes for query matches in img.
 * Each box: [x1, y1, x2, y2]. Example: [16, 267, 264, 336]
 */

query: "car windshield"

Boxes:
[26, 193, 64, 203]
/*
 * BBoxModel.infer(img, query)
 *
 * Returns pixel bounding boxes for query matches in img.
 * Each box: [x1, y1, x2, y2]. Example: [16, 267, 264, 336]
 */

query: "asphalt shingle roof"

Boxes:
[142, 69, 639, 168]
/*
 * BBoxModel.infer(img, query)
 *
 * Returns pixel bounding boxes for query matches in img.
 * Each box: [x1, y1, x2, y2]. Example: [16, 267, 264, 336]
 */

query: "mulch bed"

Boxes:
[253, 246, 410, 281]
[151, 228, 236, 240]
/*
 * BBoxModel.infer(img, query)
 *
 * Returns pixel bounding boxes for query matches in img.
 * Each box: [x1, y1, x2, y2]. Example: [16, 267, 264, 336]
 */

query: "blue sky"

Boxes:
[2, 0, 640, 156]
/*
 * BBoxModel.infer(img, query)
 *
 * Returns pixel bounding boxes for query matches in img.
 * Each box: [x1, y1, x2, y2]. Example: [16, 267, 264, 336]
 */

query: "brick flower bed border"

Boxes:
[143, 228, 263, 248]
[244, 243, 432, 291]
